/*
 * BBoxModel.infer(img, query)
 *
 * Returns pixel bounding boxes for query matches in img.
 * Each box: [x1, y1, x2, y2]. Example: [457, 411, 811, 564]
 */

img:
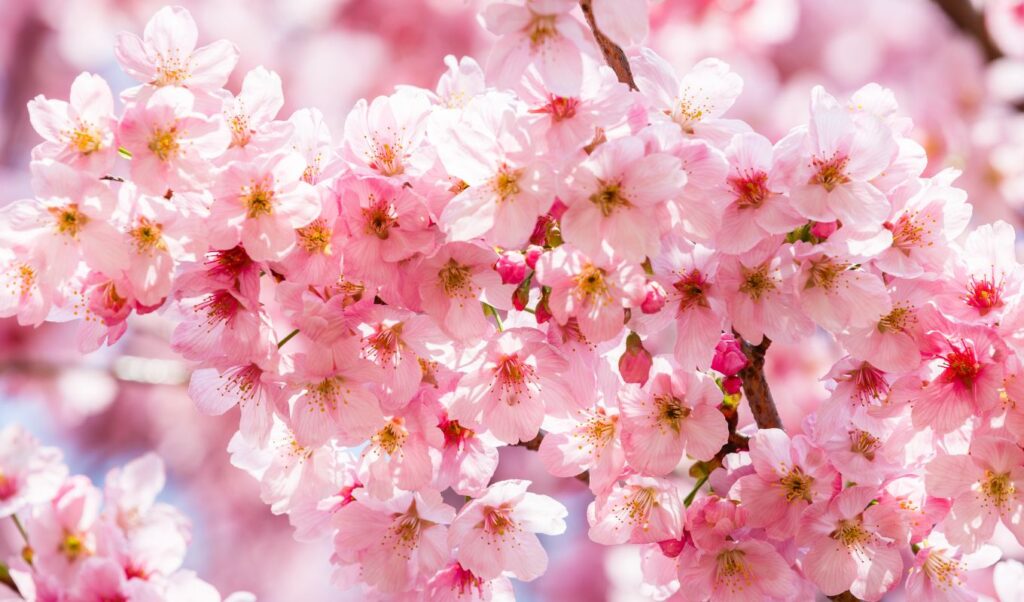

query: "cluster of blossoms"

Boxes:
[0, 424, 250, 602]
[5, 1, 1024, 600]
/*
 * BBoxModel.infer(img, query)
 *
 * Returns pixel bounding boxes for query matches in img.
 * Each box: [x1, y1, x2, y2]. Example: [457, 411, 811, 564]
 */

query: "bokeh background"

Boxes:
[2, 0, 1024, 600]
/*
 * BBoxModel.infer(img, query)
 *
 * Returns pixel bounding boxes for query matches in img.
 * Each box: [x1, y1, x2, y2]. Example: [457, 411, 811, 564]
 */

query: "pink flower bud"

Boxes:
[495, 251, 527, 285]
[512, 279, 530, 311]
[619, 332, 652, 385]
[711, 334, 748, 377]
[536, 290, 553, 324]
[658, 538, 687, 558]
[810, 220, 838, 239]
[524, 245, 544, 269]
[640, 281, 666, 314]
[723, 375, 742, 395]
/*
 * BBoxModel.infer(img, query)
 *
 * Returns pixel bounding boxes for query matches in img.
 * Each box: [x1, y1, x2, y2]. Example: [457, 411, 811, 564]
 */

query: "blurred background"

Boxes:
[1, 0, 1023, 600]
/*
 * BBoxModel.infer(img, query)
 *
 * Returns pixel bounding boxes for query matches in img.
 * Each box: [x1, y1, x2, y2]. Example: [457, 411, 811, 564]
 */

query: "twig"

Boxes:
[829, 593, 863, 602]
[930, 0, 1002, 62]
[735, 332, 784, 430]
[276, 328, 300, 349]
[578, 0, 638, 90]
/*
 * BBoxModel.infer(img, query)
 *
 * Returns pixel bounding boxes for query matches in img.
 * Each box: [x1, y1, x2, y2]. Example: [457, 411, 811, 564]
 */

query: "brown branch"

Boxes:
[735, 332, 784, 430]
[829, 593, 863, 602]
[930, 0, 1002, 62]
[579, 0, 638, 90]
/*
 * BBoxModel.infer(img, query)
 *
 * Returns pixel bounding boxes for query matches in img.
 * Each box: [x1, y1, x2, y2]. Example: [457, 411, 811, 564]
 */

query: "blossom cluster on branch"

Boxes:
[0, 425, 250, 602]
[3, 1, 1024, 600]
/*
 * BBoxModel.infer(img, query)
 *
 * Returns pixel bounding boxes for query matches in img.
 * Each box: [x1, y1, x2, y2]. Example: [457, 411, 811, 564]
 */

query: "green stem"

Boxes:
[683, 475, 709, 507]
[10, 515, 27, 545]
[276, 328, 300, 348]
[118, 146, 133, 159]
[482, 303, 504, 332]
[0, 561, 18, 595]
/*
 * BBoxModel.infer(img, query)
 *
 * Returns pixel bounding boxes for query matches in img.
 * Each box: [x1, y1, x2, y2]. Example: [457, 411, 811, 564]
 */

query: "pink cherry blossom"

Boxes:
[926, 436, 1024, 552]
[560, 134, 685, 263]
[27, 72, 117, 176]
[418, 242, 513, 342]
[448, 479, 567, 581]
[618, 362, 728, 473]
[117, 86, 230, 195]
[0, 425, 67, 518]
[114, 6, 239, 104]
[448, 327, 572, 444]
[208, 152, 321, 262]
[796, 485, 905, 601]
[731, 429, 839, 540]
[534, 245, 645, 343]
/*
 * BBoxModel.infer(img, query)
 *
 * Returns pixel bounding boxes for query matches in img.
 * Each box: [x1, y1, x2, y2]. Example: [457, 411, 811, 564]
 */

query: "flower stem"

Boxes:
[684, 475, 709, 507]
[277, 328, 300, 348]
[482, 303, 504, 332]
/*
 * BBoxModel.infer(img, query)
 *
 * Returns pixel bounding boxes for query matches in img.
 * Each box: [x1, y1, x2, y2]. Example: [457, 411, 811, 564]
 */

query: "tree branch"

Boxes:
[735, 333, 784, 430]
[930, 0, 1002, 62]
[579, 0, 638, 90]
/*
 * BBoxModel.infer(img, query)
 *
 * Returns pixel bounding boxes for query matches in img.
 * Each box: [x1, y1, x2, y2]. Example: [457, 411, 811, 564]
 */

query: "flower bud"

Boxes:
[619, 332, 652, 385]
[495, 251, 527, 285]
[810, 220, 838, 239]
[524, 245, 544, 269]
[640, 281, 666, 314]
[722, 375, 742, 395]
[711, 333, 748, 377]
[658, 538, 687, 558]
[535, 288, 553, 324]
[512, 277, 531, 311]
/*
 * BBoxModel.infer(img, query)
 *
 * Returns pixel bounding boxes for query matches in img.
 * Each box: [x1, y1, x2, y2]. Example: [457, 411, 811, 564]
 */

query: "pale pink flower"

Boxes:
[187, 347, 285, 445]
[0, 425, 67, 518]
[818, 420, 912, 486]
[794, 243, 891, 333]
[333, 489, 455, 593]
[171, 286, 263, 363]
[534, 245, 645, 343]
[560, 135, 685, 263]
[588, 474, 683, 545]
[912, 328, 1005, 435]
[418, 242, 513, 342]
[220, 66, 288, 154]
[480, 0, 592, 96]
[27, 72, 116, 175]
[538, 406, 625, 494]
[119, 186, 196, 306]
[429, 55, 486, 110]
[114, 6, 238, 104]
[926, 436, 1024, 552]
[840, 279, 942, 374]
[796, 486, 905, 601]
[678, 537, 798, 602]
[338, 176, 436, 290]
[717, 242, 814, 345]
[285, 337, 385, 447]
[647, 235, 727, 370]
[117, 87, 230, 195]
[355, 305, 447, 411]
[717, 132, 804, 254]
[286, 108, 343, 187]
[633, 51, 746, 144]
[9, 160, 128, 281]
[435, 412, 500, 498]
[208, 152, 321, 262]
[941, 220, 1021, 325]
[436, 94, 556, 248]
[731, 429, 839, 540]
[274, 189, 346, 286]
[425, 561, 515, 602]
[782, 86, 897, 232]
[342, 89, 433, 179]
[360, 398, 442, 500]
[448, 479, 567, 581]
[867, 170, 972, 279]
[0, 243, 56, 326]
[520, 58, 634, 156]
[26, 476, 103, 580]
[448, 327, 573, 444]
[904, 533, 1000, 602]
[618, 362, 728, 473]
